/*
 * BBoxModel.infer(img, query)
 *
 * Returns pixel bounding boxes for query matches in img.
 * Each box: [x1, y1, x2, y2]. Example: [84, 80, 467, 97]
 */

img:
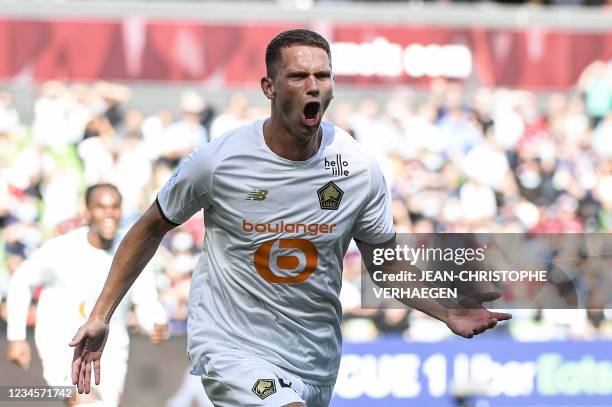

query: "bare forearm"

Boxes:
[396, 293, 449, 323]
[90, 203, 174, 323]
[357, 239, 450, 324]
[371, 266, 450, 323]
[6, 271, 34, 341]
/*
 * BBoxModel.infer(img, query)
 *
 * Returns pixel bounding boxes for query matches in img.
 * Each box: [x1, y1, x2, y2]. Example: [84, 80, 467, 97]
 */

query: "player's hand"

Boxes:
[149, 323, 168, 344]
[445, 292, 512, 338]
[69, 317, 109, 394]
[6, 340, 31, 369]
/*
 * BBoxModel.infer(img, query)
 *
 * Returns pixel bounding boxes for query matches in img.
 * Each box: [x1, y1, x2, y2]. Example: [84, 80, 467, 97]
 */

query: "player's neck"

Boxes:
[263, 116, 321, 161]
[87, 228, 114, 251]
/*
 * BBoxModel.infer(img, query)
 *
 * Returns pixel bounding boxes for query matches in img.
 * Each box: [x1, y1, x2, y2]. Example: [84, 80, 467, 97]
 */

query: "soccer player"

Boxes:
[6, 183, 167, 407]
[70, 30, 511, 407]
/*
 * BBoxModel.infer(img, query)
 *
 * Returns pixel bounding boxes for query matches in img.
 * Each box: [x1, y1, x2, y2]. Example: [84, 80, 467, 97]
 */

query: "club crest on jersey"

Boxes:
[252, 379, 276, 399]
[246, 189, 269, 201]
[324, 154, 349, 176]
[318, 181, 343, 210]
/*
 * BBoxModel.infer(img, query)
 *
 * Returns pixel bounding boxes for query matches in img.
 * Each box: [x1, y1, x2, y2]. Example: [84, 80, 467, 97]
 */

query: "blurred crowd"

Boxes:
[0, 61, 611, 341]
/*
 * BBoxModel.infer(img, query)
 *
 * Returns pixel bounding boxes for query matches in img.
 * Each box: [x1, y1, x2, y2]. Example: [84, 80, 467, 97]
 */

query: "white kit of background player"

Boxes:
[7, 186, 167, 407]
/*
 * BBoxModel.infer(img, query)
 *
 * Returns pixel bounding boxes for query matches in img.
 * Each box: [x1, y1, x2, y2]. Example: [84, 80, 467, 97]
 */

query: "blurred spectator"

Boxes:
[157, 229, 199, 335]
[161, 90, 208, 166]
[209, 92, 250, 140]
[31, 81, 71, 148]
[462, 129, 511, 190]
[326, 102, 356, 138]
[142, 108, 174, 159]
[112, 126, 154, 222]
[94, 81, 132, 129]
[0, 91, 20, 135]
[578, 59, 612, 127]
[78, 115, 118, 184]
[459, 178, 497, 225]
[592, 112, 612, 157]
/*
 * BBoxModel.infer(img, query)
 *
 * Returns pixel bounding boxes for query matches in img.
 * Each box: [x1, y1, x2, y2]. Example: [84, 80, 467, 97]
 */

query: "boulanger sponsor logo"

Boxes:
[325, 154, 349, 176]
[252, 379, 276, 400]
[243, 219, 337, 236]
[318, 181, 343, 210]
[245, 189, 269, 201]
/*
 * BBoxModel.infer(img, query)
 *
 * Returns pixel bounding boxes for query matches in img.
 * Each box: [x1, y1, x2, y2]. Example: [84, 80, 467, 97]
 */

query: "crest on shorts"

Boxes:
[252, 379, 276, 400]
[317, 181, 343, 210]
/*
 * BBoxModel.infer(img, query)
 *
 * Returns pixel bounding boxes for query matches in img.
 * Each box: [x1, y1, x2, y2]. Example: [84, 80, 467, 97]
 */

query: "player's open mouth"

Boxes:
[99, 219, 118, 233]
[302, 102, 321, 127]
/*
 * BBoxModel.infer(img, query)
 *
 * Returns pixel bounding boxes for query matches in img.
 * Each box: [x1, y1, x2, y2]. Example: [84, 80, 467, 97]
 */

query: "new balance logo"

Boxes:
[324, 154, 349, 176]
[246, 189, 269, 201]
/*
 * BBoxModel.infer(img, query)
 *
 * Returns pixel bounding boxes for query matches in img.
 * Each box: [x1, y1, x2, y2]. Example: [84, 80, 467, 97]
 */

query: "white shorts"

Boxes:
[199, 348, 334, 407]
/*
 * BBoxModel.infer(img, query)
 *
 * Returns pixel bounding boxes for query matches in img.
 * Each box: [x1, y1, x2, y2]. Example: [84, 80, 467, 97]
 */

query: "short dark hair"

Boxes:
[85, 183, 122, 208]
[265, 29, 332, 78]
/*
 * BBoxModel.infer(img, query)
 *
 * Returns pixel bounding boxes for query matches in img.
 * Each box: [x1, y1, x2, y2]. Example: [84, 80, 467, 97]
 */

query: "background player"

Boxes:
[69, 30, 510, 407]
[6, 183, 168, 406]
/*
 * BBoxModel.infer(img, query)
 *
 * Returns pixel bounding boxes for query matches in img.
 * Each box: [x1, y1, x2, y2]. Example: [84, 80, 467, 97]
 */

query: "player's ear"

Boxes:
[261, 76, 275, 100]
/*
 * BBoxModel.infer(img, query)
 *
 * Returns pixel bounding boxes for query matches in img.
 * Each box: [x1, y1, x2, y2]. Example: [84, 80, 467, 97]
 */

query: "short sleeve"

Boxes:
[352, 157, 396, 244]
[156, 145, 214, 225]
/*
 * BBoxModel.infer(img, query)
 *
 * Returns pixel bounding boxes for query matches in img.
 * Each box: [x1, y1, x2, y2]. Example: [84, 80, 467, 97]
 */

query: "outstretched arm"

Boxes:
[70, 200, 176, 393]
[6, 242, 54, 368]
[356, 237, 511, 339]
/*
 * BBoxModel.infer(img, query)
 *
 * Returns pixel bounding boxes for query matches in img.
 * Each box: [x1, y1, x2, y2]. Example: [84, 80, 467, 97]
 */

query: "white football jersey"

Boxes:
[7, 227, 165, 353]
[157, 119, 395, 385]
